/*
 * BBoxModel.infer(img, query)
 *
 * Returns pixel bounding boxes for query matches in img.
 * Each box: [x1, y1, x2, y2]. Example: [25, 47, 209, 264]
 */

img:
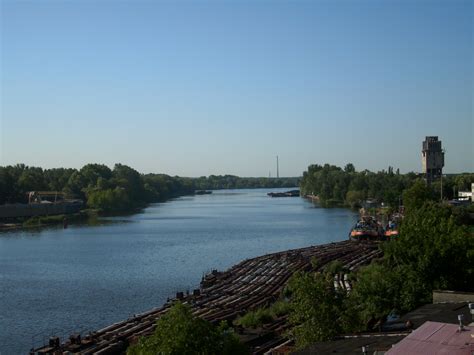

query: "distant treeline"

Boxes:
[0, 164, 299, 213]
[300, 163, 473, 207]
[193, 175, 299, 190]
[0, 164, 195, 212]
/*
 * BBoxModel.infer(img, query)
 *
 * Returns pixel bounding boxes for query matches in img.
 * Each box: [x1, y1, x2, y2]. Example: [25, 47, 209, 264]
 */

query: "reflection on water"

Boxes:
[0, 188, 357, 354]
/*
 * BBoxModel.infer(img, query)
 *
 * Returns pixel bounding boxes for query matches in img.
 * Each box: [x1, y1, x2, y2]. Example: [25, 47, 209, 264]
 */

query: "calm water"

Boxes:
[0, 188, 357, 354]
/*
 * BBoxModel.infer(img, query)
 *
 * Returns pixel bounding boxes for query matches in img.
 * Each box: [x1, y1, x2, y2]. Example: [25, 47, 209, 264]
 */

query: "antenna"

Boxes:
[440, 172, 443, 201]
[441, 148, 446, 201]
[276, 155, 279, 179]
[458, 314, 464, 331]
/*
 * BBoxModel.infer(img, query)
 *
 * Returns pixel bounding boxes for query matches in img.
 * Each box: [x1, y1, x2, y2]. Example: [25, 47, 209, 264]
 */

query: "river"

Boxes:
[0, 188, 357, 354]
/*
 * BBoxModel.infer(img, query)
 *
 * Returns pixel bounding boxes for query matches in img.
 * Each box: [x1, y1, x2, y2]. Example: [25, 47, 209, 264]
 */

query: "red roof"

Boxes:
[386, 321, 474, 355]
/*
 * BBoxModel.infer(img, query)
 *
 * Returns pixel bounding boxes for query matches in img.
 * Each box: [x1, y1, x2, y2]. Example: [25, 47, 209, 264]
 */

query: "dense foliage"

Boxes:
[127, 302, 247, 355]
[286, 271, 345, 348]
[300, 163, 473, 207]
[0, 164, 299, 213]
[347, 202, 474, 329]
[0, 163, 195, 212]
[287, 201, 474, 347]
[387, 202, 473, 294]
[401, 179, 436, 212]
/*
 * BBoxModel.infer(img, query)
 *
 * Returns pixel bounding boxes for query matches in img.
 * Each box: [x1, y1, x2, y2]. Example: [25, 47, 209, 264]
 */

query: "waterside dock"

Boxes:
[31, 240, 382, 354]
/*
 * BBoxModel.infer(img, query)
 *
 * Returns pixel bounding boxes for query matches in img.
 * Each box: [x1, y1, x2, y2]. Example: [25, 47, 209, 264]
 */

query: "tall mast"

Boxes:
[276, 155, 279, 179]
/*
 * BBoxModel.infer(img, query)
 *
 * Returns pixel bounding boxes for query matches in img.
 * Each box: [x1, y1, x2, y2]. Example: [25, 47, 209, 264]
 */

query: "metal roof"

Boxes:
[386, 321, 473, 355]
[294, 303, 473, 355]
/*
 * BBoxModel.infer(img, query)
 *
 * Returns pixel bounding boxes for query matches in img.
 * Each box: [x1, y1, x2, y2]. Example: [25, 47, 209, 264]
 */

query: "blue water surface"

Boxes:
[0, 188, 357, 354]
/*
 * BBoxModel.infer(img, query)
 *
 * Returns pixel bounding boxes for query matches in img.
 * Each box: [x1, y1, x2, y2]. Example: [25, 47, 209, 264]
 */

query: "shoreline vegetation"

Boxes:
[282, 199, 474, 350]
[300, 163, 473, 209]
[1, 162, 473, 231]
[2, 210, 102, 231]
[0, 163, 299, 230]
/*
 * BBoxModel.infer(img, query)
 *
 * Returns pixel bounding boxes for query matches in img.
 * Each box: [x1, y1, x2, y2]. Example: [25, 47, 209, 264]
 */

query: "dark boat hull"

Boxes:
[350, 229, 381, 241]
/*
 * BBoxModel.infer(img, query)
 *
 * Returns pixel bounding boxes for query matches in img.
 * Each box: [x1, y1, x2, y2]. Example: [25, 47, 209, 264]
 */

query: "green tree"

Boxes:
[346, 190, 365, 208]
[127, 302, 247, 355]
[345, 263, 401, 331]
[112, 164, 145, 203]
[80, 164, 113, 188]
[66, 171, 87, 198]
[454, 173, 474, 191]
[287, 271, 345, 348]
[346, 201, 474, 332]
[87, 187, 130, 212]
[18, 167, 47, 192]
[0, 165, 26, 203]
[344, 163, 355, 173]
[402, 179, 434, 212]
[385, 202, 474, 293]
[44, 168, 76, 191]
[300, 163, 416, 207]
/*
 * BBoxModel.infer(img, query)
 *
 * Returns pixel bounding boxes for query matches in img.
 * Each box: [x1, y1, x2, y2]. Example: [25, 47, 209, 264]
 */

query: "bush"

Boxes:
[346, 201, 474, 331]
[234, 300, 291, 329]
[287, 272, 345, 348]
[270, 300, 291, 318]
[385, 201, 474, 293]
[286, 201, 474, 341]
[324, 260, 346, 275]
[234, 308, 273, 328]
[127, 302, 247, 355]
[87, 187, 131, 212]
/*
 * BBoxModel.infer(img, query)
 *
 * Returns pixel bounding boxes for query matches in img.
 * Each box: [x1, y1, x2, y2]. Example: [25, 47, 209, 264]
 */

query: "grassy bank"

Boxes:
[19, 210, 94, 228]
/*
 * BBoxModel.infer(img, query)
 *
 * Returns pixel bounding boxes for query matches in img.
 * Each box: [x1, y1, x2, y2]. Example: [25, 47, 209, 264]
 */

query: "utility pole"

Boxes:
[440, 173, 443, 201]
[276, 156, 279, 179]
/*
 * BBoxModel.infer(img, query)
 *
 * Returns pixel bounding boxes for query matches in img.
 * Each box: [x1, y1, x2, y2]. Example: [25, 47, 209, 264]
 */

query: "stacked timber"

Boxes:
[31, 240, 381, 355]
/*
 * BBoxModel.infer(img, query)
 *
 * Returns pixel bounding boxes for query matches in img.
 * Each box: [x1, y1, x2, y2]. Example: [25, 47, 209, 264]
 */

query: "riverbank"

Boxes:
[0, 187, 301, 233]
[0, 210, 92, 231]
[0, 195, 178, 232]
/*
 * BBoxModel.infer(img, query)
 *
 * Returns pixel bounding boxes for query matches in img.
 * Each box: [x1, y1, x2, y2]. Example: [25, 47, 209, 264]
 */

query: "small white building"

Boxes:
[458, 183, 474, 201]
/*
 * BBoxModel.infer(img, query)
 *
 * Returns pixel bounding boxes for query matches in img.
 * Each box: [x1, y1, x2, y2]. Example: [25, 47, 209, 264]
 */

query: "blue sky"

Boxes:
[1, 0, 472, 176]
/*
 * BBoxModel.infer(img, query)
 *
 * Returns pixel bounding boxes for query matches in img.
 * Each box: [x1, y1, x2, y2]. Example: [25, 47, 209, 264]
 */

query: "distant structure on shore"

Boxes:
[276, 155, 279, 179]
[0, 191, 82, 219]
[422, 136, 444, 184]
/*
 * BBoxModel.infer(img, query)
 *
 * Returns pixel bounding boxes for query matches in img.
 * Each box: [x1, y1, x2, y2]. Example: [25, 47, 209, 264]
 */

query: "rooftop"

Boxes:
[293, 302, 473, 355]
[386, 321, 473, 355]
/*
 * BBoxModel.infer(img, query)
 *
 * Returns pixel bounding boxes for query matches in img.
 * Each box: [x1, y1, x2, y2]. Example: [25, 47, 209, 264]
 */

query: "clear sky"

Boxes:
[1, 0, 472, 177]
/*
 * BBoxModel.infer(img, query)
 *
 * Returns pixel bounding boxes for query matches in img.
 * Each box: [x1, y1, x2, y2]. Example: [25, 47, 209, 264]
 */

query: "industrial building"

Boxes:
[422, 136, 444, 183]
